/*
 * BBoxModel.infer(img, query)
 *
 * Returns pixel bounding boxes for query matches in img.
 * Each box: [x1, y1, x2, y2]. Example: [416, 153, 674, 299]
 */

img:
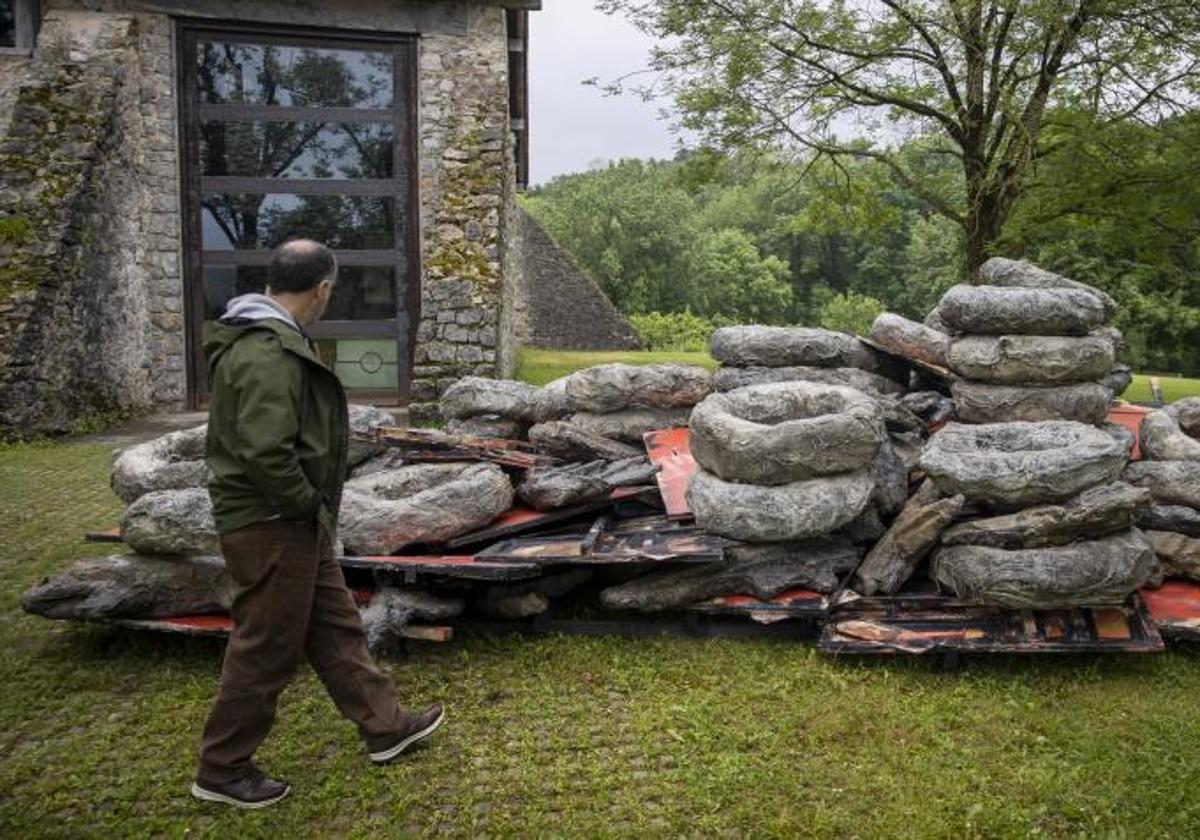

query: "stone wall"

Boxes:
[0, 10, 184, 434]
[510, 207, 642, 352]
[0, 1, 520, 432]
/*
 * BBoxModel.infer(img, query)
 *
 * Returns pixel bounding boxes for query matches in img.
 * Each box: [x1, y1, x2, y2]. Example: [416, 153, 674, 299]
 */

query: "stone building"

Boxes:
[0, 0, 555, 433]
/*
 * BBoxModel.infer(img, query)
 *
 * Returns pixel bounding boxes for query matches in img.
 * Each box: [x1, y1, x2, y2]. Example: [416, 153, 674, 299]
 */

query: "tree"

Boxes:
[598, 0, 1200, 272]
[817, 291, 886, 336]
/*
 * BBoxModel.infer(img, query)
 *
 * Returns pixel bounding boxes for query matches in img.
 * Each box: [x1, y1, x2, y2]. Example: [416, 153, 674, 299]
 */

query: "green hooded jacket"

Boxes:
[204, 316, 348, 537]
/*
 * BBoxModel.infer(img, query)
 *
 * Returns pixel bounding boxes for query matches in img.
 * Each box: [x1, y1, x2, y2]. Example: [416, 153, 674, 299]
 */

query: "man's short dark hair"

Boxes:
[268, 239, 337, 293]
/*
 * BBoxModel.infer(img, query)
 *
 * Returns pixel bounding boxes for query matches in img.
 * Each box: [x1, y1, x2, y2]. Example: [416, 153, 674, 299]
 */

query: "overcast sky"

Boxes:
[527, 3, 679, 185]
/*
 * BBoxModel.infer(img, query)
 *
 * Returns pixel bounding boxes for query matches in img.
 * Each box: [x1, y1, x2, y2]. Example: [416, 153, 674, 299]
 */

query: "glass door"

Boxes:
[178, 23, 419, 405]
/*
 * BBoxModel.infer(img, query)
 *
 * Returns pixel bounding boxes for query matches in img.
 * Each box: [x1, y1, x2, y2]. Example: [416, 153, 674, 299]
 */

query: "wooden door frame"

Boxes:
[176, 18, 421, 408]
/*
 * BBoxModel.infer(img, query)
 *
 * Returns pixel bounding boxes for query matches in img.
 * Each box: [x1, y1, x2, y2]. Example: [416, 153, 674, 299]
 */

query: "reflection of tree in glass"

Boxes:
[204, 194, 394, 251]
[197, 40, 395, 249]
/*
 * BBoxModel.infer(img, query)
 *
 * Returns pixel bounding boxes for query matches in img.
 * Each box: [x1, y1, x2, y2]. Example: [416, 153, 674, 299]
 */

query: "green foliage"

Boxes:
[817, 292, 885, 337]
[629, 311, 717, 352]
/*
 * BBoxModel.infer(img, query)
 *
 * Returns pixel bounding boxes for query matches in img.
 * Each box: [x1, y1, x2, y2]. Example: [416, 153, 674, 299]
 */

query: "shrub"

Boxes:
[629, 311, 717, 352]
[818, 292, 886, 337]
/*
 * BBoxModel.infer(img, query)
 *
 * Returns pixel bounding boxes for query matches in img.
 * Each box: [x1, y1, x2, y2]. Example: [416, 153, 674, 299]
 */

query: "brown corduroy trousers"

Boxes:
[197, 520, 407, 784]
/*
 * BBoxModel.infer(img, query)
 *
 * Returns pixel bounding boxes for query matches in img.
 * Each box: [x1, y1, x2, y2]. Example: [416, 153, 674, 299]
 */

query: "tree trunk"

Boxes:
[963, 183, 1007, 279]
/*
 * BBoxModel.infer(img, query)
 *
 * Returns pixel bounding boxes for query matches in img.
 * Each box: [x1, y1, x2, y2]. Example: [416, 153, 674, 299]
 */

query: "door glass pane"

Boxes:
[202, 193, 394, 250]
[0, 2, 16, 48]
[204, 265, 396, 321]
[198, 41, 393, 108]
[317, 339, 398, 391]
[200, 121, 394, 179]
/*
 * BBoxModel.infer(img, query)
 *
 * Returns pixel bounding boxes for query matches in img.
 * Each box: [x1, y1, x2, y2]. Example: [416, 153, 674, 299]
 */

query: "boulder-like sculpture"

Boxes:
[687, 468, 874, 542]
[516, 457, 658, 511]
[346, 405, 400, 467]
[898, 391, 956, 428]
[937, 284, 1107, 336]
[868, 312, 951, 368]
[870, 439, 910, 517]
[1137, 504, 1200, 538]
[689, 382, 884, 485]
[566, 408, 692, 444]
[1140, 411, 1200, 462]
[110, 425, 209, 504]
[477, 569, 593, 620]
[445, 415, 529, 441]
[854, 481, 965, 596]
[600, 536, 860, 610]
[951, 380, 1112, 425]
[359, 588, 465, 652]
[940, 482, 1151, 550]
[1166, 397, 1200, 439]
[1145, 531, 1200, 581]
[710, 326, 890, 373]
[924, 305, 953, 334]
[339, 463, 514, 554]
[527, 421, 642, 462]
[919, 421, 1128, 509]
[21, 554, 234, 620]
[121, 487, 219, 556]
[1121, 461, 1200, 509]
[559, 363, 712, 413]
[1101, 364, 1133, 398]
[932, 528, 1158, 608]
[711, 365, 905, 397]
[947, 335, 1114, 385]
[977, 256, 1118, 317]
[838, 504, 887, 543]
[440, 377, 568, 424]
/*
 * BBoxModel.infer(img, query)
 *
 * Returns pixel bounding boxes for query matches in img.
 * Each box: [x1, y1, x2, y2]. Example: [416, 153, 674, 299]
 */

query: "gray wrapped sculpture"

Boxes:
[560, 363, 712, 413]
[937, 284, 1107, 336]
[932, 529, 1158, 608]
[868, 312, 950, 368]
[1145, 531, 1200, 581]
[527, 421, 642, 462]
[21, 554, 234, 620]
[440, 377, 569, 424]
[947, 335, 1114, 385]
[600, 536, 860, 610]
[121, 487, 220, 556]
[689, 382, 884, 485]
[687, 468, 874, 542]
[919, 421, 1128, 509]
[445, 415, 530, 440]
[710, 326, 884, 372]
[360, 588, 465, 652]
[940, 482, 1151, 550]
[977, 256, 1117, 317]
[566, 408, 692, 444]
[1121, 461, 1200, 509]
[516, 457, 657, 511]
[1139, 411, 1200, 462]
[854, 481, 965, 596]
[951, 380, 1112, 425]
[339, 463, 514, 554]
[1138, 505, 1200, 538]
[711, 365, 905, 397]
[110, 425, 209, 504]
[1166, 397, 1200, 439]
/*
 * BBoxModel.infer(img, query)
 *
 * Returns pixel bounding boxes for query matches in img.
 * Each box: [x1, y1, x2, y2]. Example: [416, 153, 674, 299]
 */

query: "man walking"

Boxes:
[192, 239, 443, 809]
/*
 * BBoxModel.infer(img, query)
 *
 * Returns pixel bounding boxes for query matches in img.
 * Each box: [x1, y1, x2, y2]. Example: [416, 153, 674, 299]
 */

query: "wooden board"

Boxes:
[1141, 579, 1200, 641]
[819, 591, 1163, 655]
[643, 427, 697, 521]
[445, 486, 655, 548]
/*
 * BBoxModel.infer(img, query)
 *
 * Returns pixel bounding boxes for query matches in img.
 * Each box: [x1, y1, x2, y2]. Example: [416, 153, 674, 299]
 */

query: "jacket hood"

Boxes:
[222, 293, 302, 331]
[204, 304, 316, 374]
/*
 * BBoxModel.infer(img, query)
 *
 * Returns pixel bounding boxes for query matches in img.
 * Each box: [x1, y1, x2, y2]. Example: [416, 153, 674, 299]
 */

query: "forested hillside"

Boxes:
[523, 112, 1200, 377]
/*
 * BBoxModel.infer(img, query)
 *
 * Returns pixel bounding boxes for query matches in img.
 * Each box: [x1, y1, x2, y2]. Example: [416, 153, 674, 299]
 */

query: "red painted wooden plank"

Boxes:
[644, 427, 697, 521]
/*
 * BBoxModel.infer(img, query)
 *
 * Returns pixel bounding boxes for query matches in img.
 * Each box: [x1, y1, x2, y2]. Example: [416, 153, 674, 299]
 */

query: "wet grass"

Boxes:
[4, 442, 1200, 836]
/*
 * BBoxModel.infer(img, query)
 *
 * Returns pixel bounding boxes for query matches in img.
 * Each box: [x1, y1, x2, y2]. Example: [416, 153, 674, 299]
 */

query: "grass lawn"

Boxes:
[518, 348, 1200, 404]
[4, 444, 1200, 836]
